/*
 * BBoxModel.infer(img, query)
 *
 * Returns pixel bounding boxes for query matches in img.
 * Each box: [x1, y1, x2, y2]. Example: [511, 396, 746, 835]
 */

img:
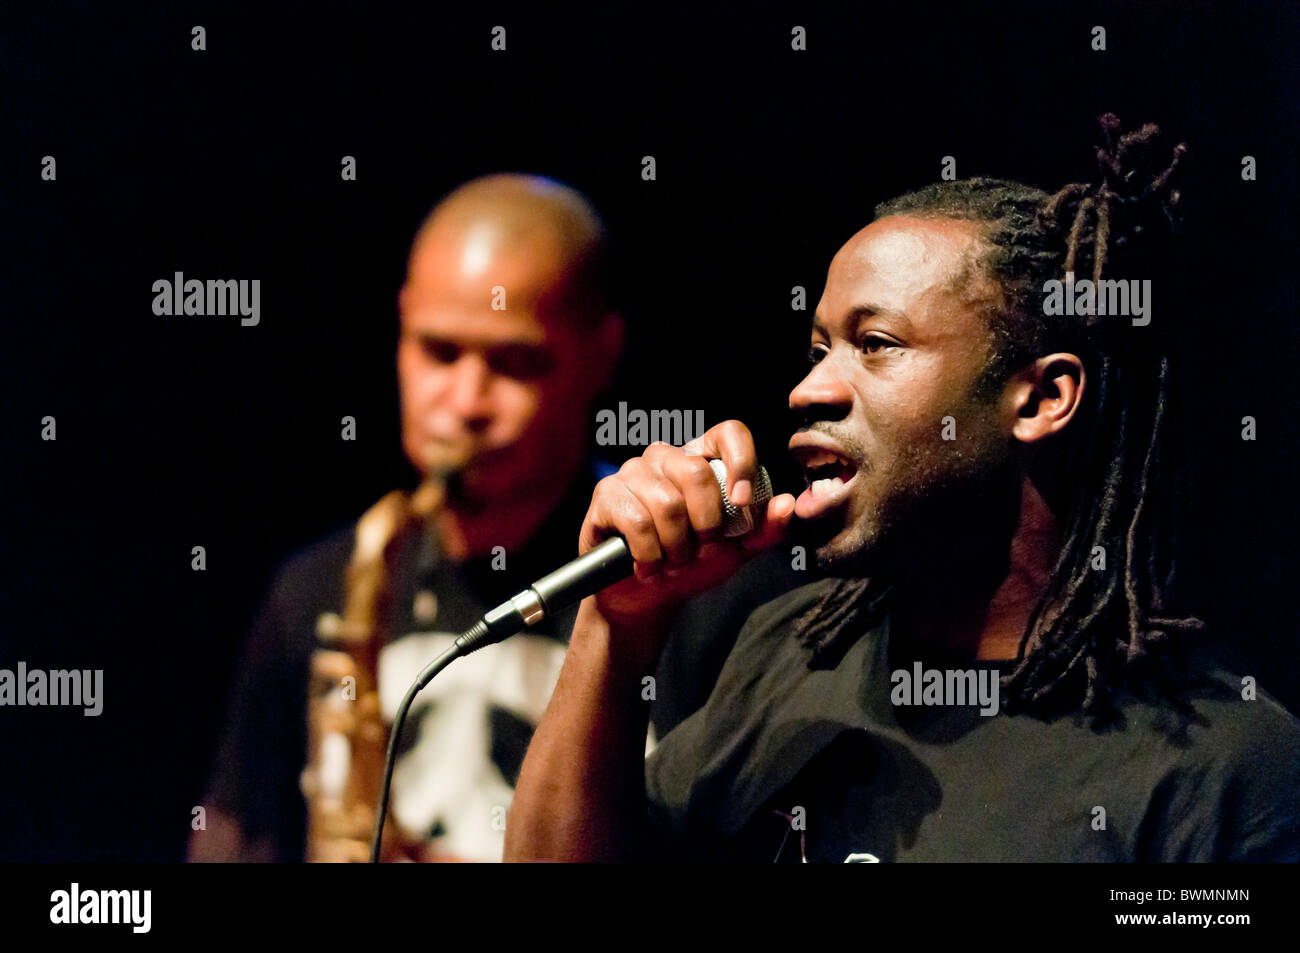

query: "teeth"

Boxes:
[811, 477, 844, 497]
[811, 453, 845, 468]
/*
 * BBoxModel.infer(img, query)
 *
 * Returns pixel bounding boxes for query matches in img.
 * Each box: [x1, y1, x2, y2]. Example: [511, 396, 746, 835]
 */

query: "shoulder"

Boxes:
[669, 573, 846, 711]
[672, 573, 855, 724]
[650, 550, 809, 735]
[1162, 660, 1300, 775]
[237, 520, 357, 673]
[1121, 657, 1300, 860]
[268, 521, 356, 613]
[644, 576, 850, 820]
[718, 575, 848, 674]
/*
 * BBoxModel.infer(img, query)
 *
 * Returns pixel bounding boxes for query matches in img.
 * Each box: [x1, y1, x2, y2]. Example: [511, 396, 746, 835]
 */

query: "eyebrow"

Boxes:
[812, 304, 913, 337]
[409, 329, 549, 351]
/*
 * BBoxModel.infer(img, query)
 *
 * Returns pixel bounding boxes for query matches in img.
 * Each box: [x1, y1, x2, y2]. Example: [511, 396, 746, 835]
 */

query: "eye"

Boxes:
[860, 334, 900, 356]
[486, 345, 554, 381]
[807, 344, 829, 366]
[421, 338, 460, 364]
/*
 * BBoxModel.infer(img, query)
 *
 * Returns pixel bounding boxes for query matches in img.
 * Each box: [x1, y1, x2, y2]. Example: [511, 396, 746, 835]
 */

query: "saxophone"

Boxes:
[300, 479, 445, 862]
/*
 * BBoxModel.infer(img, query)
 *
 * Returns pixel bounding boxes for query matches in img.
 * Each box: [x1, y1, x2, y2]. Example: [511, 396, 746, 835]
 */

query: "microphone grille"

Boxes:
[708, 459, 773, 538]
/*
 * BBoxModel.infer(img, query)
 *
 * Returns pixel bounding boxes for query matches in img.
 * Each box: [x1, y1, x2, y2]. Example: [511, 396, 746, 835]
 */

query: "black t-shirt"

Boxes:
[645, 577, 1300, 862]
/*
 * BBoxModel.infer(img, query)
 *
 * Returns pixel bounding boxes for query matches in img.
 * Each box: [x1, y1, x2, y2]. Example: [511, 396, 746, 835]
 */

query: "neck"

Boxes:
[434, 466, 580, 562]
[891, 474, 1060, 662]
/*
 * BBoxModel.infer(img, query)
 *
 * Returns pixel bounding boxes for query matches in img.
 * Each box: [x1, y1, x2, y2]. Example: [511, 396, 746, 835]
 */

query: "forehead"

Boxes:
[818, 215, 995, 333]
[402, 228, 575, 346]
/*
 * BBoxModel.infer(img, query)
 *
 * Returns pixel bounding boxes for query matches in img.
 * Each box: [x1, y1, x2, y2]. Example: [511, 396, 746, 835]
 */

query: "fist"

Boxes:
[579, 420, 797, 631]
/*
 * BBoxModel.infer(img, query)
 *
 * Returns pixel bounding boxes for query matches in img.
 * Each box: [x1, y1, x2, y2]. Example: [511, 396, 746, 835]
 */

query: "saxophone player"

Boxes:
[190, 174, 624, 862]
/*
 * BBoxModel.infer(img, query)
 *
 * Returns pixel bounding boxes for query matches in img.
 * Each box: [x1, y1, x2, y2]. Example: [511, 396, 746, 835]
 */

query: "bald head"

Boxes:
[407, 174, 608, 324]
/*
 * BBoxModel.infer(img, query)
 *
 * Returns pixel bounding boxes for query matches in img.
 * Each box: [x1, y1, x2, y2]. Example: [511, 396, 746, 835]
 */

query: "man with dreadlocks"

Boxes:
[504, 116, 1300, 862]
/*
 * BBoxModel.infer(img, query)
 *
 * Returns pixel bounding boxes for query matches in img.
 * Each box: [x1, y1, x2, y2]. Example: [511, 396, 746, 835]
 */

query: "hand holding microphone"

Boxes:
[439, 420, 798, 660]
[576, 420, 798, 634]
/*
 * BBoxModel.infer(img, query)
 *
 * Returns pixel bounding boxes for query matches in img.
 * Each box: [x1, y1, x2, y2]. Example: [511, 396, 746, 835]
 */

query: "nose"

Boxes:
[789, 350, 853, 423]
[446, 352, 495, 430]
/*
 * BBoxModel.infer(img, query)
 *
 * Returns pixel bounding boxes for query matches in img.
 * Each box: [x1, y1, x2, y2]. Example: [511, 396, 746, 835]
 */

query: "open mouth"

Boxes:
[799, 448, 859, 493]
[791, 446, 860, 521]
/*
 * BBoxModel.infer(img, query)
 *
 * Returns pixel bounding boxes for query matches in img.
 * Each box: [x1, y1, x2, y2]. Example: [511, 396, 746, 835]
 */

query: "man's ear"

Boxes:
[1007, 352, 1086, 443]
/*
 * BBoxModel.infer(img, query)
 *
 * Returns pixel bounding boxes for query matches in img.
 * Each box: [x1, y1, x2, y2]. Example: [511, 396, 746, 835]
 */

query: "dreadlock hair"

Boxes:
[797, 114, 1204, 721]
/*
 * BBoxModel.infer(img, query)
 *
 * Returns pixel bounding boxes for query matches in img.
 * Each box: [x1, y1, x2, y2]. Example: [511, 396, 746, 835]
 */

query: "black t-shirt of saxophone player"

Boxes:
[203, 469, 616, 862]
[644, 578, 1300, 862]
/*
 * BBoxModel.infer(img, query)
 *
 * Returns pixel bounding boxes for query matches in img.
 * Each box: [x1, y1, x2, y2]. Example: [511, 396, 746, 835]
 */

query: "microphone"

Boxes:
[461, 458, 773, 655]
[369, 457, 771, 861]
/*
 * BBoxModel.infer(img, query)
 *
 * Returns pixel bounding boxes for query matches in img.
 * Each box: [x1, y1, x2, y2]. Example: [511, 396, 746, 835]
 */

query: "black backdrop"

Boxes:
[2, 0, 1297, 861]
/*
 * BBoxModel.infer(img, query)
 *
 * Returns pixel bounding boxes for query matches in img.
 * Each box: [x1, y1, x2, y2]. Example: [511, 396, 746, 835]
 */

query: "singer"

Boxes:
[506, 116, 1300, 862]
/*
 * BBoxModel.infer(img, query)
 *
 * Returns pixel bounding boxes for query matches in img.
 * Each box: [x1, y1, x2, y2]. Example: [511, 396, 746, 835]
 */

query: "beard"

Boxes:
[796, 434, 1021, 593]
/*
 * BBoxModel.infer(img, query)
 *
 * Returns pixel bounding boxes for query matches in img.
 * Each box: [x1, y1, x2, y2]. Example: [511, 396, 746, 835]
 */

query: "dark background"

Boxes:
[1, 0, 1296, 861]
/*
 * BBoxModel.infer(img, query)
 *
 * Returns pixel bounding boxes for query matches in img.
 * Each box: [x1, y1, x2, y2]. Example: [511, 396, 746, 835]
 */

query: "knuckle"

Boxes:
[625, 509, 655, 537]
[660, 495, 688, 523]
[685, 455, 716, 486]
[649, 483, 686, 519]
[592, 476, 629, 514]
[646, 444, 677, 471]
